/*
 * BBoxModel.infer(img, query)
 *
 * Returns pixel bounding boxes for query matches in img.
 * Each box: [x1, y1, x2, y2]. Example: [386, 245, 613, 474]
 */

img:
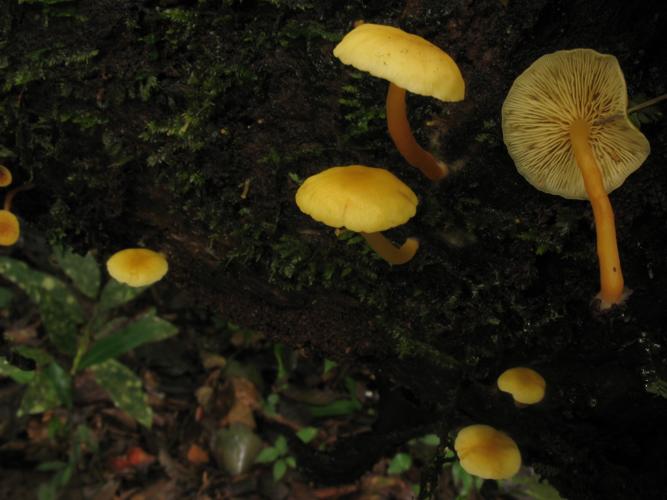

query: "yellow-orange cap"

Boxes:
[497, 367, 546, 405]
[454, 424, 521, 480]
[106, 248, 168, 287]
[295, 165, 418, 233]
[0, 210, 19, 246]
[333, 23, 465, 102]
[0, 166, 12, 188]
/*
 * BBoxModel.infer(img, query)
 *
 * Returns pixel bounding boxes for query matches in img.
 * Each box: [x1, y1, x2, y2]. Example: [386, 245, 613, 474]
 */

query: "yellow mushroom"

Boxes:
[0, 165, 12, 188]
[0, 210, 19, 246]
[295, 165, 419, 265]
[106, 248, 169, 287]
[0, 183, 32, 247]
[454, 424, 521, 480]
[497, 367, 546, 406]
[333, 24, 465, 181]
[502, 49, 650, 309]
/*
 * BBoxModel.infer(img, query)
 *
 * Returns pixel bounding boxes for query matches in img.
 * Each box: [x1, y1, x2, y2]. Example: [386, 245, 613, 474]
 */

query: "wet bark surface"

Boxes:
[2, 0, 667, 498]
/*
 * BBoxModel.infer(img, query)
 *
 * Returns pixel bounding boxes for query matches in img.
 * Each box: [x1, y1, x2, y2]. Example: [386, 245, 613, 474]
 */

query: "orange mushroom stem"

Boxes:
[386, 83, 447, 182]
[360, 232, 419, 265]
[3, 183, 33, 211]
[570, 119, 624, 307]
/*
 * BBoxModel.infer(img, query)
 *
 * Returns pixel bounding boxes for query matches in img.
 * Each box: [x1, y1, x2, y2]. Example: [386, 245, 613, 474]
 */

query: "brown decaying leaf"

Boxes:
[186, 443, 210, 465]
[219, 377, 260, 429]
[359, 474, 414, 500]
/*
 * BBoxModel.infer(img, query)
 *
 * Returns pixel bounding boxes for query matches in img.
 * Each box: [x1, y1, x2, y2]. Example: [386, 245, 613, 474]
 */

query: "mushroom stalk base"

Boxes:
[569, 119, 625, 307]
[386, 83, 447, 181]
[360, 232, 419, 265]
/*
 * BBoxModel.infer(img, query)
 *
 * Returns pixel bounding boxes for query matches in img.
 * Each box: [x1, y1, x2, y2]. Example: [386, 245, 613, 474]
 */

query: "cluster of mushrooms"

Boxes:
[296, 23, 651, 310]
[295, 22, 653, 480]
[0, 19, 655, 487]
[454, 367, 546, 480]
[0, 161, 169, 288]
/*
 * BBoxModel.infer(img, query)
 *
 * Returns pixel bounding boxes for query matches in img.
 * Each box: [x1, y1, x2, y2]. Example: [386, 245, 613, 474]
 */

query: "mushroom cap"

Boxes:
[502, 48, 650, 200]
[106, 248, 168, 287]
[333, 23, 465, 102]
[0, 166, 12, 188]
[295, 165, 418, 233]
[0, 210, 19, 246]
[497, 367, 546, 405]
[454, 424, 522, 480]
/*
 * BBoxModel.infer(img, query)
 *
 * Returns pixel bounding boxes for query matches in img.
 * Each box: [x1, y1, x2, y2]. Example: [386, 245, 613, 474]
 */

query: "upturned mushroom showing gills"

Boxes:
[106, 248, 169, 287]
[333, 24, 465, 181]
[454, 424, 521, 480]
[295, 165, 419, 265]
[502, 49, 650, 309]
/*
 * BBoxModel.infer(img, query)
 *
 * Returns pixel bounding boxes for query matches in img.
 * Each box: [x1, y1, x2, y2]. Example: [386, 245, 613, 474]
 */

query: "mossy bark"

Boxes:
[2, 0, 667, 498]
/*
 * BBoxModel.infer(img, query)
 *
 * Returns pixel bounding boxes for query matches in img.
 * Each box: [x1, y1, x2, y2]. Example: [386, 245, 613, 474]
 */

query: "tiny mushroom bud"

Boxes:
[454, 424, 521, 480]
[497, 367, 546, 406]
[106, 248, 168, 287]
[0, 165, 12, 188]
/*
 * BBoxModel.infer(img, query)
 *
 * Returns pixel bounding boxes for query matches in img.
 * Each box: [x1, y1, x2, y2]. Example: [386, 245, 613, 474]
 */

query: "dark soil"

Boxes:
[2, 0, 667, 498]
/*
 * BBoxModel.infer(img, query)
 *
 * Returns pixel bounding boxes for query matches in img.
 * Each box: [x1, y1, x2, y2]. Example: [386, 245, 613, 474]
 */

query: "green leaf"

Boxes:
[36, 461, 67, 472]
[44, 362, 72, 409]
[387, 452, 412, 475]
[273, 458, 288, 481]
[90, 359, 152, 427]
[646, 378, 667, 399]
[285, 456, 296, 468]
[255, 446, 280, 464]
[0, 257, 83, 354]
[323, 359, 337, 375]
[274, 435, 288, 455]
[13, 346, 54, 366]
[53, 247, 101, 299]
[306, 398, 361, 418]
[0, 286, 13, 308]
[98, 279, 146, 311]
[296, 426, 318, 444]
[0, 356, 35, 383]
[420, 434, 441, 447]
[212, 424, 263, 475]
[263, 393, 279, 416]
[274, 344, 289, 383]
[79, 311, 178, 369]
[502, 473, 564, 500]
[18, 369, 63, 416]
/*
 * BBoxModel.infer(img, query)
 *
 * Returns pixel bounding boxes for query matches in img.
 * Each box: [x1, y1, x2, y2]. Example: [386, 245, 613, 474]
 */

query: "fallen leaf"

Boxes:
[127, 446, 155, 467]
[186, 443, 210, 465]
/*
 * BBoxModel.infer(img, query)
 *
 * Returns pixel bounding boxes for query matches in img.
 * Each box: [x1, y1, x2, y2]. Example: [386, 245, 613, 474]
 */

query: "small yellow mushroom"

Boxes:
[0, 165, 12, 188]
[295, 165, 419, 265]
[0, 210, 19, 246]
[497, 367, 546, 406]
[454, 424, 521, 480]
[106, 248, 168, 287]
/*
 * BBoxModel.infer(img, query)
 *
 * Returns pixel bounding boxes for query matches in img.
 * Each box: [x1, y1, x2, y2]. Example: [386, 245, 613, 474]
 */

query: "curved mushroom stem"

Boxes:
[570, 119, 625, 308]
[386, 83, 448, 181]
[4, 183, 34, 211]
[360, 232, 419, 265]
